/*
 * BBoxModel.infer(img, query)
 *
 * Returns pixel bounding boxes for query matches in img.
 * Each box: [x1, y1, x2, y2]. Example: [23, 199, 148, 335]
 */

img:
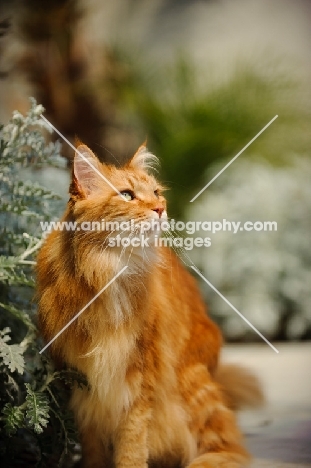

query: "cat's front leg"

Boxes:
[79, 423, 114, 468]
[113, 397, 151, 468]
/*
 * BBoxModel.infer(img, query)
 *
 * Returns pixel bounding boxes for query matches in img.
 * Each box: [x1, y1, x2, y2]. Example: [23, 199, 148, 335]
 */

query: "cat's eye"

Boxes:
[120, 190, 134, 201]
[154, 189, 159, 197]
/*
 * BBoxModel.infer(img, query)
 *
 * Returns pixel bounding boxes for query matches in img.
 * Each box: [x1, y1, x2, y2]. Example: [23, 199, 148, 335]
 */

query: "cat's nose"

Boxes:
[152, 207, 164, 218]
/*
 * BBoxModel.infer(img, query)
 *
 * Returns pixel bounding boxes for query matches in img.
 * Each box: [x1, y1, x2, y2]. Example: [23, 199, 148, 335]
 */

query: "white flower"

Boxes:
[188, 156, 311, 340]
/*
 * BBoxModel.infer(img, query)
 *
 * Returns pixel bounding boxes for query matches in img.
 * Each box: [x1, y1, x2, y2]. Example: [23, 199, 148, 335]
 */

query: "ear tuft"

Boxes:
[127, 145, 159, 172]
[73, 145, 102, 196]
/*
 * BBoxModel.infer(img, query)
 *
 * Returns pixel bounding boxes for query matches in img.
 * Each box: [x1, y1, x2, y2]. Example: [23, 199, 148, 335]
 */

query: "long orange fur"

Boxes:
[36, 144, 262, 468]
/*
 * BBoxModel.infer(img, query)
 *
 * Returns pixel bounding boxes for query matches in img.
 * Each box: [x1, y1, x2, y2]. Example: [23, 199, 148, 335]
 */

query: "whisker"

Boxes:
[116, 229, 137, 268]
[162, 229, 197, 270]
[94, 228, 134, 261]
[126, 228, 140, 267]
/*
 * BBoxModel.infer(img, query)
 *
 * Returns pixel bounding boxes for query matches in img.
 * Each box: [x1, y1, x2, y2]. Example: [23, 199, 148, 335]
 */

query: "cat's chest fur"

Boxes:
[67, 272, 149, 415]
[71, 324, 140, 432]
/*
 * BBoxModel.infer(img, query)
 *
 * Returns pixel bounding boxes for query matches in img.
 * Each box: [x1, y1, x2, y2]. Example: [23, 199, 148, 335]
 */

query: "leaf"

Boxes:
[0, 302, 35, 329]
[0, 255, 19, 269]
[0, 201, 41, 218]
[0, 261, 35, 286]
[2, 403, 25, 435]
[54, 368, 88, 389]
[0, 302, 36, 330]
[0, 330, 25, 374]
[0, 327, 11, 340]
[25, 383, 50, 434]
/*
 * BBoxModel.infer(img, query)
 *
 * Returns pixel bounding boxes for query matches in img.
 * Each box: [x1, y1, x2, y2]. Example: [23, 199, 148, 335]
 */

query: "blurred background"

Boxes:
[1, 2, 311, 465]
[1, 0, 311, 342]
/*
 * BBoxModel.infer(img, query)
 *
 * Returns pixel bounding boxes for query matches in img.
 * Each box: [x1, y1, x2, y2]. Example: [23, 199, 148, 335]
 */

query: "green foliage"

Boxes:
[110, 52, 311, 218]
[25, 384, 50, 434]
[0, 328, 25, 374]
[3, 403, 25, 435]
[0, 99, 85, 467]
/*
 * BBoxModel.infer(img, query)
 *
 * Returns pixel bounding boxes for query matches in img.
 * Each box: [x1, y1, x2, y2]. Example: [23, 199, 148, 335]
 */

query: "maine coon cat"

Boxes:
[36, 144, 263, 468]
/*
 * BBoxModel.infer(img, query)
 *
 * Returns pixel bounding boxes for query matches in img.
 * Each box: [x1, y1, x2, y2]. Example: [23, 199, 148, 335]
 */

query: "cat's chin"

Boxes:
[115, 242, 159, 265]
[99, 236, 160, 272]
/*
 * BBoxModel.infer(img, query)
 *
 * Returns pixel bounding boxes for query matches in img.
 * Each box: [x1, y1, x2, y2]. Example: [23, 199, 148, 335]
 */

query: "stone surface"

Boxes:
[222, 344, 311, 467]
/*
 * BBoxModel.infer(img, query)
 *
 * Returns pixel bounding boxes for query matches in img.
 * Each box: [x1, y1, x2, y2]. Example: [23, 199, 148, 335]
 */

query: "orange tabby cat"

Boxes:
[36, 144, 263, 468]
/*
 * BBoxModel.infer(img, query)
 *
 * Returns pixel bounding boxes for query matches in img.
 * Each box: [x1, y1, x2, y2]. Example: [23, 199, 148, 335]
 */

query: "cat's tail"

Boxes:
[215, 363, 265, 410]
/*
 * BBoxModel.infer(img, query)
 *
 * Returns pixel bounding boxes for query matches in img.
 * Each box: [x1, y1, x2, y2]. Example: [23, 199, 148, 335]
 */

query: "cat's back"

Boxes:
[151, 247, 222, 372]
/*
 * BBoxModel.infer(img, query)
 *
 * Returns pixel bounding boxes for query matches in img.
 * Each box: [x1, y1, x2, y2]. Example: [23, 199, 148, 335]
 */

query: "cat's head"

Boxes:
[67, 144, 167, 269]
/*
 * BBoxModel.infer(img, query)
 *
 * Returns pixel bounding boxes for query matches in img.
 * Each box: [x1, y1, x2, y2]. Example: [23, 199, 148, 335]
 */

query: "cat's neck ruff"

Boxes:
[76, 245, 160, 328]
[80, 241, 160, 283]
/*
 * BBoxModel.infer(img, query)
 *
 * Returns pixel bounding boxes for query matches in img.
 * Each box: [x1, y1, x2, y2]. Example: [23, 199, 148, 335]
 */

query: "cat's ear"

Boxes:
[72, 144, 103, 197]
[127, 144, 159, 172]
